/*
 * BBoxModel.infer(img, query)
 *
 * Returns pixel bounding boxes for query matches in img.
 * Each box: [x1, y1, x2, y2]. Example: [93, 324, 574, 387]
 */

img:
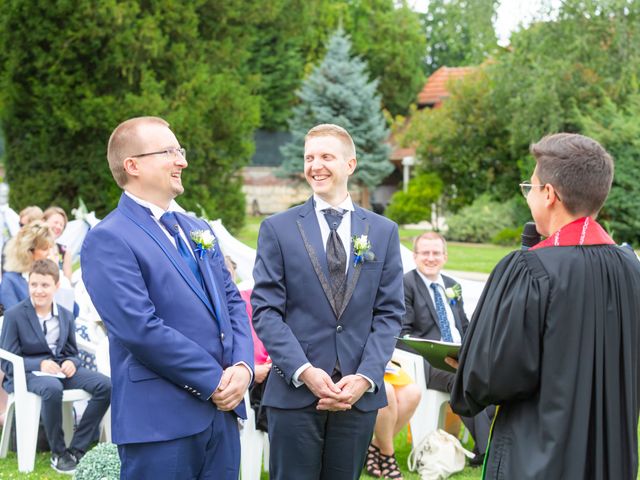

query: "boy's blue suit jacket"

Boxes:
[81, 193, 253, 445]
[251, 197, 405, 412]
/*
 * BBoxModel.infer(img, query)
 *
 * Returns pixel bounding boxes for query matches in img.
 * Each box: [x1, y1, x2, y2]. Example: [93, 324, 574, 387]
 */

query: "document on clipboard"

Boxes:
[396, 336, 461, 374]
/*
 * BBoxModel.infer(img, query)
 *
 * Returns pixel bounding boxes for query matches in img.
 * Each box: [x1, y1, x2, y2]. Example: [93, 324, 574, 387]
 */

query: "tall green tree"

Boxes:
[423, 0, 499, 74]
[0, 0, 260, 230]
[579, 95, 640, 245]
[279, 28, 392, 197]
[403, 68, 513, 211]
[248, 0, 344, 130]
[250, 0, 425, 131]
[347, 0, 426, 115]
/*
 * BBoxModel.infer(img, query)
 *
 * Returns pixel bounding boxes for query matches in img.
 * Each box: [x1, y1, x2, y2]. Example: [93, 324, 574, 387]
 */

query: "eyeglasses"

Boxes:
[519, 182, 544, 198]
[415, 250, 444, 258]
[519, 182, 562, 201]
[131, 147, 186, 161]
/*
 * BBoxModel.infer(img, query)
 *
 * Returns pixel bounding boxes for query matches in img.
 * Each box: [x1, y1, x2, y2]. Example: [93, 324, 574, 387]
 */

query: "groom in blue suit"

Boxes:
[252, 124, 405, 479]
[81, 116, 254, 479]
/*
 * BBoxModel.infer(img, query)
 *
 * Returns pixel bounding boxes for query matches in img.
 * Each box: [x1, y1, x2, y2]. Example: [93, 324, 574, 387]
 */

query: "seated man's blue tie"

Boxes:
[160, 212, 204, 288]
[430, 283, 454, 342]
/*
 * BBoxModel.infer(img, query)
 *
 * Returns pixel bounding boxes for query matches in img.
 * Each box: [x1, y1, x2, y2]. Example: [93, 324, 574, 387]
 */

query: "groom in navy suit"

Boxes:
[82, 116, 254, 479]
[251, 124, 405, 479]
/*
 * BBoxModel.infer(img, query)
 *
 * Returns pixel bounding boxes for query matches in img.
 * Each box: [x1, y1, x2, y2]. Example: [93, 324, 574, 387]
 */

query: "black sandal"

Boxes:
[378, 451, 403, 479]
[364, 443, 381, 477]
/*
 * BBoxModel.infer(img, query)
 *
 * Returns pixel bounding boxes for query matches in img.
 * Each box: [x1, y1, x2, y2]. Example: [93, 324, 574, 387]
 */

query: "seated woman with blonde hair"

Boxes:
[1, 220, 55, 311]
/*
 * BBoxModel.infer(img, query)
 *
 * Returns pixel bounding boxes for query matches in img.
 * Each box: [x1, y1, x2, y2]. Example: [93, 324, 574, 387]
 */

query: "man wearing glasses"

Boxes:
[400, 231, 492, 467]
[82, 116, 254, 479]
[450, 133, 640, 479]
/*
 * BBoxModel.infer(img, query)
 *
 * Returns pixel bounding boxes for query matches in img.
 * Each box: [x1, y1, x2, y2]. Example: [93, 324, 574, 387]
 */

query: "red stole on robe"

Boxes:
[530, 217, 615, 250]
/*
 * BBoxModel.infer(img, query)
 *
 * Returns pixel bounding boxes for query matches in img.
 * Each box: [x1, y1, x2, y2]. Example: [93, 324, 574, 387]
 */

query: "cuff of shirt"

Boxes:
[236, 361, 254, 384]
[357, 373, 375, 392]
[292, 362, 312, 387]
[208, 362, 254, 400]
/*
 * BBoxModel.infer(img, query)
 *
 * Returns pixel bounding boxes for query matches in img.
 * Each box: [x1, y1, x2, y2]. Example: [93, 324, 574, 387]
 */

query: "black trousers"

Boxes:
[267, 403, 377, 480]
[425, 361, 494, 454]
[26, 367, 111, 455]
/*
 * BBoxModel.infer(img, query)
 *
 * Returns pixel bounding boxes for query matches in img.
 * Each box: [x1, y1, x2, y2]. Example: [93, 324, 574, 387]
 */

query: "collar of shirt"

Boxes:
[30, 299, 58, 321]
[124, 191, 193, 254]
[124, 190, 181, 221]
[313, 194, 355, 215]
[416, 270, 445, 291]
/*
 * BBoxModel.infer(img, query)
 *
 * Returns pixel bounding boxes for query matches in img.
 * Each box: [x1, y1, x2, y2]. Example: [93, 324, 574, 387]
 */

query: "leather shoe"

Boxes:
[469, 452, 485, 468]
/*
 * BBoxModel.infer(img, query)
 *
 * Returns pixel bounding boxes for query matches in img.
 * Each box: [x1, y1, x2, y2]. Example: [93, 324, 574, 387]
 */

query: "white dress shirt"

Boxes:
[34, 301, 60, 353]
[416, 271, 462, 343]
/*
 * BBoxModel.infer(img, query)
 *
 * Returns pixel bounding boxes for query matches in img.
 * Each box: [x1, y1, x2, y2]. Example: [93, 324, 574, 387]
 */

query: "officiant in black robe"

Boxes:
[450, 133, 640, 480]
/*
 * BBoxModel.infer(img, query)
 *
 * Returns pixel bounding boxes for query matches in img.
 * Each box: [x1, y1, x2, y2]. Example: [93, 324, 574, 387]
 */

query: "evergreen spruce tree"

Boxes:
[280, 29, 392, 197]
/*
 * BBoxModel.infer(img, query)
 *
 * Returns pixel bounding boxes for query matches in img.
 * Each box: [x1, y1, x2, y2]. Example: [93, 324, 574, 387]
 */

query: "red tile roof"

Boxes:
[417, 66, 477, 107]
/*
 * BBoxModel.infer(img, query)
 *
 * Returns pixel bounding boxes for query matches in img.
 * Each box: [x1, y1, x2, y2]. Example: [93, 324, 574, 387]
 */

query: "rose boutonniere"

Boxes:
[190, 229, 216, 259]
[352, 234, 375, 266]
[445, 283, 462, 306]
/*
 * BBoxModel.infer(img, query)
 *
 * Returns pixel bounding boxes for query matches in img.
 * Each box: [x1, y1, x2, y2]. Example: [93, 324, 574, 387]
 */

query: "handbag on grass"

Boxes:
[408, 428, 475, 480]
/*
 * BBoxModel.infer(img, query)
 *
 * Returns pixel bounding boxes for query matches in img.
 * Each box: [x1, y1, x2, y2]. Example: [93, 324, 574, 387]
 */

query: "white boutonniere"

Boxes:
[445, 284, 462, 306]
[352, 234, 375, 266]
[190, 229, 216, 259]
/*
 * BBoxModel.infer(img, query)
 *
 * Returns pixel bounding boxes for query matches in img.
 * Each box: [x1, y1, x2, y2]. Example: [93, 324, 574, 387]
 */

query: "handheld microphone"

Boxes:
[521, 222, 541, 250]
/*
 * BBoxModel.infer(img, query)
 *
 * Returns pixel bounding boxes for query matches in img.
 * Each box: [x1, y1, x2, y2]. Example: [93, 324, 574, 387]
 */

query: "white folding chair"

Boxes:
[239, 391, 269, 480]
[393, 348, 451, 447]
[76, 335, 111, 443]
[0, 348, 92, 472]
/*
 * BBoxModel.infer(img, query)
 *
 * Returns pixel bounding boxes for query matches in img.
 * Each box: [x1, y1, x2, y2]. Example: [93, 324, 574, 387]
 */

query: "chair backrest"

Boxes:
[0, 348, 26, 395]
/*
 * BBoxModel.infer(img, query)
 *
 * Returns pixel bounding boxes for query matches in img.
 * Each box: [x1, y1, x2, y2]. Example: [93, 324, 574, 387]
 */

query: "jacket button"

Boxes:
[220, 333, 225, 341]
[336, 325, 343, 333]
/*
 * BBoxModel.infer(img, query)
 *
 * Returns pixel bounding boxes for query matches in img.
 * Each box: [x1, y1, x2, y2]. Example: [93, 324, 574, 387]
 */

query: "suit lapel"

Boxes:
[175, 214, 221, 321]
[443, 276, 464, 336]
[55, 308, 69, 356]
[296, 198, 338, 317]
[337, 206, 369, 319]
[24, 302, 49, 350]
[414, 270, 440, 330]
[118, 194, 214, 316]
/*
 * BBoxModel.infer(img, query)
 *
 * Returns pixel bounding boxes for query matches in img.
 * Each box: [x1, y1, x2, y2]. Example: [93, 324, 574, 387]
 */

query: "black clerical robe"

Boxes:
[451, 243, 640, 479]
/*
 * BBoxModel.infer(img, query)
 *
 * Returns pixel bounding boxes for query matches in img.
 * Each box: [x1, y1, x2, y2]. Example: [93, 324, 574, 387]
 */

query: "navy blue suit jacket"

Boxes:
[0, 271, 28, 311]
[251, 198, 404, 412]
[81, 193, 254, 445]
[0, 299, 80, 393]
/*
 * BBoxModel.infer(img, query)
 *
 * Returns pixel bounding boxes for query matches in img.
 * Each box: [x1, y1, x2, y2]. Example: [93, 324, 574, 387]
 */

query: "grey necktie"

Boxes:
[322, 208, 347, 311]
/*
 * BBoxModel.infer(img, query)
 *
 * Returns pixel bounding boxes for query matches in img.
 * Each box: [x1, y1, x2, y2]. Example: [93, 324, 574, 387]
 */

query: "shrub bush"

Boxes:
[492, 227, 522, 246]
[384, 173, 443, 225]
[74, 442, 120, 480]
[447, 195, 520, 243]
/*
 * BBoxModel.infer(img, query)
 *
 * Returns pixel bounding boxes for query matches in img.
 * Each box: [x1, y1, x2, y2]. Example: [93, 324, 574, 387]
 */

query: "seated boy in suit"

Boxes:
[0, 259, 111, 474]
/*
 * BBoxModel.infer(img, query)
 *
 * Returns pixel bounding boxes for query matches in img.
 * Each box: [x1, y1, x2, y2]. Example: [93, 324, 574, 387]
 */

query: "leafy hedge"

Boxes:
[446, 195, 522, 244]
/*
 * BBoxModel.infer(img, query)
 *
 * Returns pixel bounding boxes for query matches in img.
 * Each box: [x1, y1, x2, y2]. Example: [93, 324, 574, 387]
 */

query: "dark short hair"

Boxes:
[530, 133, 613, 216]
[413, 231, 447, 253]
[29, 259, 59, 283]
